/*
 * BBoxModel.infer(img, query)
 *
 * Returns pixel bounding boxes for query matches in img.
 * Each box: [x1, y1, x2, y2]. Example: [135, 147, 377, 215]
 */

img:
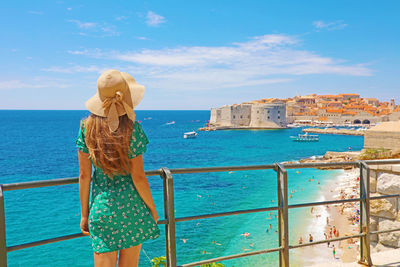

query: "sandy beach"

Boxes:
[292, 168, 362, 266]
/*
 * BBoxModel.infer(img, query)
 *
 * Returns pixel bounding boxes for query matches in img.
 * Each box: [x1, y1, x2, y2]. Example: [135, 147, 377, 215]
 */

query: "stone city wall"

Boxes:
[364, 131, 400, 151]
[369, 165, 400, 248]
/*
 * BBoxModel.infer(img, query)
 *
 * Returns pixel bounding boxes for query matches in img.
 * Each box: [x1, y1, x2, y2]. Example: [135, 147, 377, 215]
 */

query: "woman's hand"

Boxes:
[150, 209, 159, 223]
[80, 216, 90, 236]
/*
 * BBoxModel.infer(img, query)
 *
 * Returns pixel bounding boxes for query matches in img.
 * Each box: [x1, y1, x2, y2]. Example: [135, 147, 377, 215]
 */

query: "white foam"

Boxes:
[306, 194, 329, 241]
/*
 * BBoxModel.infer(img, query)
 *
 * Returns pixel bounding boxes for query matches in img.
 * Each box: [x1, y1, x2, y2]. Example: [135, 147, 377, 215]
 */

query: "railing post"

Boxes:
[358, 161, 372, 266]
[160, 168, 177, 267]
[0, 185, 7, 267]
[275, 163, 289, 267]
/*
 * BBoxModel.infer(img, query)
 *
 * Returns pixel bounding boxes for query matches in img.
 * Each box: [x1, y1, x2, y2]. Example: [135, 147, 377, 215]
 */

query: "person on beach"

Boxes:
[332, 245, 336, 259]
[298, 236, 303, 244]
[324, 233, 329, 247]
[77, 70, 161, 267]
[309, 234, 313, 243]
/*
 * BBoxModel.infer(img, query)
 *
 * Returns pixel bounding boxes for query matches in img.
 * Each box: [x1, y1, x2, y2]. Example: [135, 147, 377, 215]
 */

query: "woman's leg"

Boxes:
[118, 243, 142, 267]
[94, 251, 118, 267]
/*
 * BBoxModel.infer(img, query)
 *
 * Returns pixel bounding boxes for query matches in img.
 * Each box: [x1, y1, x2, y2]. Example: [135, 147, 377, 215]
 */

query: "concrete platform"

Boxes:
[310, 248, 400, 267]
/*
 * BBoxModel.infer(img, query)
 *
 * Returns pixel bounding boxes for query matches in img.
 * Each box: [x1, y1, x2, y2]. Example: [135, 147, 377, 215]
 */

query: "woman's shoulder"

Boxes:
[133, 121, 144, 131]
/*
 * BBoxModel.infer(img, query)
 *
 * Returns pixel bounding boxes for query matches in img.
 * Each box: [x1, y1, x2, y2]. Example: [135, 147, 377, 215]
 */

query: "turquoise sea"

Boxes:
[0, 110, 364, 266]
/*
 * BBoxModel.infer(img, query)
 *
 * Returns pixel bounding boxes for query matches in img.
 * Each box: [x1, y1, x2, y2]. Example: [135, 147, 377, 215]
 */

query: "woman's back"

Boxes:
[77, 70, 160, 266]
[77, 119, 160, 253]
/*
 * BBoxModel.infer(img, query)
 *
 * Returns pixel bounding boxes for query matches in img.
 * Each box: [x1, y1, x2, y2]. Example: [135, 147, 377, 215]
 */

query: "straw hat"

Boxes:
[86, 69, 145, 132]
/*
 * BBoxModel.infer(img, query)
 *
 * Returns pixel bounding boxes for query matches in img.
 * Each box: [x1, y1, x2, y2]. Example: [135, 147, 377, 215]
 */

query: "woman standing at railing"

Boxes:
[76, 70, 161, 267]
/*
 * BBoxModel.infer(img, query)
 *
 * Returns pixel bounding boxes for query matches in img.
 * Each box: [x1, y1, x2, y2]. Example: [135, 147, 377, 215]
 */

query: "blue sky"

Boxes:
[1, 0, 399, 110]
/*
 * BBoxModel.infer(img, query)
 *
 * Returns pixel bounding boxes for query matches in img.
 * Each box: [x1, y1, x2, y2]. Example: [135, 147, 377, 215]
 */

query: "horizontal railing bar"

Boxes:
[370, 228, 400, 235]
[179, 247, 283, 267]
[6, 219, 169, 251]
[2, 170, 162, 191]
[168, 164, 276, 174]
[289, 233, 365, 249]
[2, 178, 79, 191]
[283, 161, 358, 169]
[3, 159, 400, 191]
[175, 206, 279, 223]
[370, 194, 400, 200]
[289, 198, 362, 209]
[282, 159, 400, 169]
[7, 233, 84, 252]
[362, 159, 400, 165]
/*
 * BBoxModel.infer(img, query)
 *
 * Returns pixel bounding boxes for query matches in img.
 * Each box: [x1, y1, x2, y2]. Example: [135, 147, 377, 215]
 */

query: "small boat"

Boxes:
[290, 133, 319, 142]
[184, 131, 198, 139]
[166, 121, 175, 125]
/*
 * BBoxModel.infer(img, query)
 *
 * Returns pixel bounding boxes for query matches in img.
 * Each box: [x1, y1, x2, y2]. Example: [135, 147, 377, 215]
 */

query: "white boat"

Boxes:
[166, 121, 175, 125]
[184, 131, 198, 139]
[290, 133, 319, 142]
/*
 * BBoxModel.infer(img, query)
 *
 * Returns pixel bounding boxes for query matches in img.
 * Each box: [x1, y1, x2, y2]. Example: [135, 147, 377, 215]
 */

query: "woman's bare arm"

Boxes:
[78, 150, 92, 235]
[129, 155, 159, 222]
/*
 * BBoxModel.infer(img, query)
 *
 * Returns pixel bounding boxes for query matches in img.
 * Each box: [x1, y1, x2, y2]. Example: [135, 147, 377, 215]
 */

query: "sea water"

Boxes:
[0, 110, 363, 266]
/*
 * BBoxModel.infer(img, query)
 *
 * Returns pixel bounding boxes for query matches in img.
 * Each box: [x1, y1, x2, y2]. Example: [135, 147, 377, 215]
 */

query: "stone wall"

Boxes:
[364, 131, 400, 151]
[209, 103, 287, 128]
[249, 103, 286, 128]
[369, 165, 400, 247]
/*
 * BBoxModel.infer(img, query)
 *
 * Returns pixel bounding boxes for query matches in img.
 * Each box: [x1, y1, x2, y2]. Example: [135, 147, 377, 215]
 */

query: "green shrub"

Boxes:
[201, 263, 225, 267]
[151, 256, 225, 267]
[360, 147, 395, 160]
[151, 256, 167, 267]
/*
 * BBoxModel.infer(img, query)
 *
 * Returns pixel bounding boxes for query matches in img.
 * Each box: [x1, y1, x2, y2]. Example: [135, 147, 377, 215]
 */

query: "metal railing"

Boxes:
[1, 159, 400, 267]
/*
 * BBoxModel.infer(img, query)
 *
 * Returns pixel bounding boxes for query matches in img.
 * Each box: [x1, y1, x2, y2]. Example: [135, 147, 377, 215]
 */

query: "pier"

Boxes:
[2, 159, 400, 266]
[303, 127, 365, 136]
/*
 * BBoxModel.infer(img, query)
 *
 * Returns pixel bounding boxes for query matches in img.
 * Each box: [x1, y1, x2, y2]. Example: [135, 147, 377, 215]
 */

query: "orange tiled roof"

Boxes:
[316, 116, 328, 121]
[318, 95, 339, 98]
[379, 110, 391, 115]
[339, 93, 360, 96]
[326, 109, 343, 113]
[342, 111, 357, 115]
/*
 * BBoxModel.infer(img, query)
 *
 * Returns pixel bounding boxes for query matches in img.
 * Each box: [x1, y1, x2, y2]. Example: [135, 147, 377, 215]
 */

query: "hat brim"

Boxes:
[121, 72, 145, 108]
[85, 72, 145, 117]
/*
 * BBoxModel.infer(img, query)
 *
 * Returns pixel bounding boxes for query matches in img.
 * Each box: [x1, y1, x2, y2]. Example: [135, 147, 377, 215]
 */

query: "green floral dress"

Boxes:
[76, 121, 161, 253]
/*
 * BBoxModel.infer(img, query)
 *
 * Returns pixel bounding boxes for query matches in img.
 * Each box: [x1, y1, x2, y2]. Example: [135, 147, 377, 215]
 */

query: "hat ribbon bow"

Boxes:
[102, 91, 136, 131]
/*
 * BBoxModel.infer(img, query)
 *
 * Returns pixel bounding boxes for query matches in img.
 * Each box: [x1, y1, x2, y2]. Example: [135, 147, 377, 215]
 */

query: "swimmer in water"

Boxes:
[241, 232, 250, 238]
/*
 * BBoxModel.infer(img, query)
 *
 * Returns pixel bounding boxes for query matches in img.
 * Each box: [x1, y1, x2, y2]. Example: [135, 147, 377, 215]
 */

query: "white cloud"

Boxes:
[28, 10, 43, 15]
[146, 11, 166, 27]
[67, 49, 89, 55]
[0, 77, 69, 90]
[68, 19, 97, 29]
[42, 65, 105, 73]
[313, 20, 347, 31]
[115, 16, 128, 21]
[67, 20, 119, 36]
[52, 34, 372, 91]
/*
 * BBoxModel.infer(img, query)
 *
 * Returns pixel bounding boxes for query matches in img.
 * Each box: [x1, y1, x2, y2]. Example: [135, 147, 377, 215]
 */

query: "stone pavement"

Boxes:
[309, 248, 400, 267]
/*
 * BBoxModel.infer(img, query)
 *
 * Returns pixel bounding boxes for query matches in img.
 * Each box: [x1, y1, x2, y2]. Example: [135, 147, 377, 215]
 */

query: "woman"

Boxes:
[76, 69, 161, 267]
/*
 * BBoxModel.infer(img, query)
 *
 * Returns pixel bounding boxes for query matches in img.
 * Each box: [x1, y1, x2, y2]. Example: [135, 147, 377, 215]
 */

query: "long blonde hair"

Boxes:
[84, 114, 133, 177]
